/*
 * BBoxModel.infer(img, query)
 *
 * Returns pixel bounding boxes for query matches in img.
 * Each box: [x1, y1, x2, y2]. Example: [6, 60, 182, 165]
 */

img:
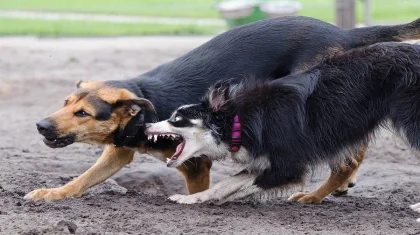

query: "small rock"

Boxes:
[57, 220, 77, 234]
[15, 201, 22, 206]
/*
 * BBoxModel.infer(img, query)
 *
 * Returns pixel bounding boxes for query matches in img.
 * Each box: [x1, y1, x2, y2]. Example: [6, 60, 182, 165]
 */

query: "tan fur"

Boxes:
[293, 47, 345, 74]
[176, 157, 212, 194]
[25, 82, 213, 201]
[288, 144, 367, 203]
[25, 145, 135, 200]
[333, 144, 367, 195]
[148, 148, 212, 194]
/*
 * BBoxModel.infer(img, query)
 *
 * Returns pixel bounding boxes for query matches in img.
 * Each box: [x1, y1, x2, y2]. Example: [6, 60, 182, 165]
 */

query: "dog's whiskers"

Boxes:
[182, 162, 189, 170]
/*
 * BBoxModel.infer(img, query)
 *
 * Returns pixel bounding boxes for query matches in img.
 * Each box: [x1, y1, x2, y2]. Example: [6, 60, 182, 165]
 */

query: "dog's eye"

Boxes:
[174, 115, 182, 122]
[74, 110, 91, 117]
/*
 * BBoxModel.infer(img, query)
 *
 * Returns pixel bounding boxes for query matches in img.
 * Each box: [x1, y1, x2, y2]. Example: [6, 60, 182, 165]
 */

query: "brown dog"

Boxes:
[24, 81, 212, 200]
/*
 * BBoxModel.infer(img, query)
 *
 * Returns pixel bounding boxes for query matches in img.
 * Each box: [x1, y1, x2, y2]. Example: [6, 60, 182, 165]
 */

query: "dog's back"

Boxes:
[231, 43, 420, 168]
[135, 17, 420, 119]
[143, 16, 420, 81]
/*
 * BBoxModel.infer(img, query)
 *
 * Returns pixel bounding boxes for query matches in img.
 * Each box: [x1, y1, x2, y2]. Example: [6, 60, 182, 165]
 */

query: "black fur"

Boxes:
[182, 42, 420, 190]
[88, 96, 112, 121]
[108, 16, 420, 146]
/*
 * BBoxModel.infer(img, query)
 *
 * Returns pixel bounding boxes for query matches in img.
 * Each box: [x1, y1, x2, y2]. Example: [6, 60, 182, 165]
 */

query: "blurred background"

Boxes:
[0, 0, 418, 36]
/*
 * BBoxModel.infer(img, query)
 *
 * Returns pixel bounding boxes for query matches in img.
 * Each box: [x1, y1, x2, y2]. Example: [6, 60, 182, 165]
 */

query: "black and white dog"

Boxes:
[146, 42, 420, 205]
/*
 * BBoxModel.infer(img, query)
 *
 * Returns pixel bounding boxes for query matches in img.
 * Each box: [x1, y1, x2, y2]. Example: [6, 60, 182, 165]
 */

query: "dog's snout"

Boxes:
[36, 119, 55, 136]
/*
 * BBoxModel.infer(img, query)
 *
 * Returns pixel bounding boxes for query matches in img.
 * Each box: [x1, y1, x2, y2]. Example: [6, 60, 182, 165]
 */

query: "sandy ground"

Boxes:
[1, 36, 420, 235]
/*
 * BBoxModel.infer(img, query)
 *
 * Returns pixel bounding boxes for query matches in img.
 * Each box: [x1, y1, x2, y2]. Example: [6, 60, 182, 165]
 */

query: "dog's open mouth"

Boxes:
[147, 132, 185, 162]
[43, 134, 76, 148]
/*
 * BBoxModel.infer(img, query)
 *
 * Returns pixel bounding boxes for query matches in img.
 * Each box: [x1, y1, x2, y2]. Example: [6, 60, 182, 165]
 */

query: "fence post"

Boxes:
[364, 0, 372, 26]
[336, 0, 356, 29]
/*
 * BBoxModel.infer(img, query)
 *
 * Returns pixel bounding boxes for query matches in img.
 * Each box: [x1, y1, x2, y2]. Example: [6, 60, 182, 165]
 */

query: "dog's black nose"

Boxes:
[36, 119, 54, 136]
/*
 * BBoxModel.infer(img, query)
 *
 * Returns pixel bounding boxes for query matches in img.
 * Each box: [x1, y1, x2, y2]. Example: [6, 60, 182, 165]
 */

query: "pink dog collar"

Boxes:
[230, 115, 241, 152]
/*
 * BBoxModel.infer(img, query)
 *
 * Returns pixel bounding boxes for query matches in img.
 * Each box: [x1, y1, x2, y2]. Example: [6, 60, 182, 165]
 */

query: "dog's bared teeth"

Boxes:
[148, 134, 153, 141]
[153, 134, 158, 142]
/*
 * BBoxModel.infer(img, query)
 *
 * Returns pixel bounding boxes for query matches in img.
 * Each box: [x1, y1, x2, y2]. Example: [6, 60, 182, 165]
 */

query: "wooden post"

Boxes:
[364, 0, 372, 26]
[336, 0, 356, 29]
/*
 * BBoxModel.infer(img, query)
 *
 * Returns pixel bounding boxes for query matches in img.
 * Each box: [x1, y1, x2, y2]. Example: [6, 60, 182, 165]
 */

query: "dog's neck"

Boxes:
[230, 115, 242, 152]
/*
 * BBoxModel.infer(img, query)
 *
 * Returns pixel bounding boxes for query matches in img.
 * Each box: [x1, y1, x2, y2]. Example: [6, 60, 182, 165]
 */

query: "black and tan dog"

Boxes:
[147, 42, 420, 204]
[25, 16, 420, 201]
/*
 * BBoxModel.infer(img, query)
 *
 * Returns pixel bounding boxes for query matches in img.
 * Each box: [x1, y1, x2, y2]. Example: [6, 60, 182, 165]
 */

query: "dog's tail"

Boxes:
[347, 18, 420, 48]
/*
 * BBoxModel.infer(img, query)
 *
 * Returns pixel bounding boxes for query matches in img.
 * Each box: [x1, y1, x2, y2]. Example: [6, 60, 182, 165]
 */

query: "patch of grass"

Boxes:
[0, 17, 226, 36]
[299, 0, 420, 23]
[0, 0, 417, 36]
[0, 0, 418, 23]
[0, 0, 219, 18]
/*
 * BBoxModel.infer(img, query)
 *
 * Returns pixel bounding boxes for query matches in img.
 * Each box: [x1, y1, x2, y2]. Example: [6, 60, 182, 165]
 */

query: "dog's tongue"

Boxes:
[172, 144, 183, 160]
[167, 143, 183, 167]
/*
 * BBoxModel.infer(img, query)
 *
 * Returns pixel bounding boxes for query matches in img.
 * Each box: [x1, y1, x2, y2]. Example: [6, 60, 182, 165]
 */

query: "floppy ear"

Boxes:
[113, 98, 156, 148]
[278, 72, 319, 101]
[119, 98, 156, 116]
[207, 79, 240, 112]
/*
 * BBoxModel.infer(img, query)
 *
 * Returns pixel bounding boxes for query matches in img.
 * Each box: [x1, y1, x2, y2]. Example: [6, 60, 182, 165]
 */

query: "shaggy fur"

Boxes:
[147, 42, 420, 204]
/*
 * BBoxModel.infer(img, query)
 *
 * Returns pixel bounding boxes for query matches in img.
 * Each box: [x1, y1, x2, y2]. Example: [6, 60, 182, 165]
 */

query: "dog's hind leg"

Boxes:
[288, 157, 359, 203]
[169, 171, 261, 204]
[176, 156, 212, 194]
[24, 145, 134, 201]
[332, 144, 368, 196]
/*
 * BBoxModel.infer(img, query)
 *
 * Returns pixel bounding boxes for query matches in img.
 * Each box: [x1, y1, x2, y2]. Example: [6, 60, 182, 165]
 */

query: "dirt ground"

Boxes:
[1, 36, 420, 235]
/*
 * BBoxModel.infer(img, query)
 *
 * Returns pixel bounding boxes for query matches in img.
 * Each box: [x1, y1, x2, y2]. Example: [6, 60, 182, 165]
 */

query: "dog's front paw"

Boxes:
[288, 192, 323, 204]
[168, 194, 206, 204]
[24, 186, 81, 201]
[410, 203, 420, 222]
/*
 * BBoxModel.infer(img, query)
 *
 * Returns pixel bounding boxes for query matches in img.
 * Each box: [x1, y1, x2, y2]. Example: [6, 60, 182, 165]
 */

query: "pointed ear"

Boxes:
[207, 79, 239, 112]
[76, 80, 83, 88]
[76, 80, 100, 89]
[120, 98, 156, 116]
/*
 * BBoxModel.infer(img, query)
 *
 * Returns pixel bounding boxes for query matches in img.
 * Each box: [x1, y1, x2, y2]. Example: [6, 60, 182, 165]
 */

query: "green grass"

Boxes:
[0, 0, 220, 18]
[0, 0, 418, 22]
[299, 0, 420, 23]
[0, 0, 418, 36]
[0, 17, 225, 36]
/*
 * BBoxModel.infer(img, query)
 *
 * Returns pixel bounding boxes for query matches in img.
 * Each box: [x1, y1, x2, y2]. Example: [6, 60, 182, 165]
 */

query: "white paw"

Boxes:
[168, 194, 206, 204]
[410, 202, 420, 222]
[410, 203, 420, 214]
[410, 203, 420, 211]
